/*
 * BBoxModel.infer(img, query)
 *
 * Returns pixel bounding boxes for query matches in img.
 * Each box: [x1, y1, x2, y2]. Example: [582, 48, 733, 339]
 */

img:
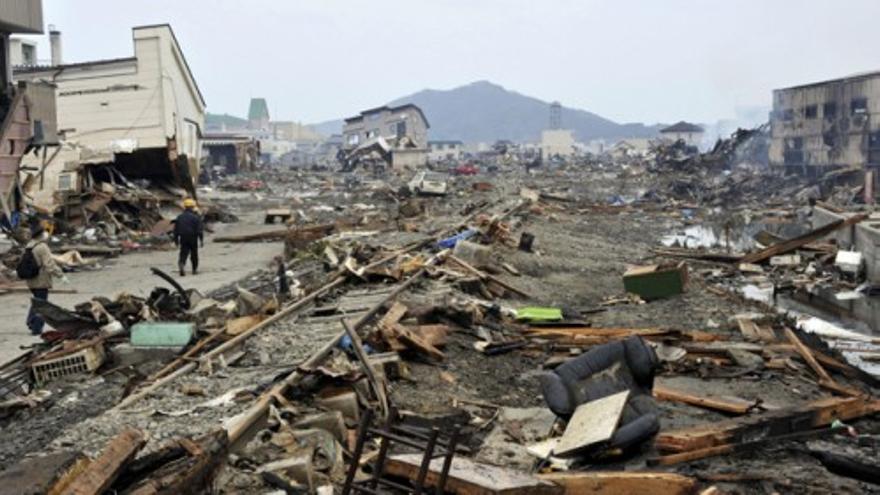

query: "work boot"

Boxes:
[179, 264, 186, 277]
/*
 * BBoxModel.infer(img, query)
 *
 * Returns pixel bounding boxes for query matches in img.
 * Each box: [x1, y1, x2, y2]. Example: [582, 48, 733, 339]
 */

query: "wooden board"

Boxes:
[735, 316, 776, 343]
[384, 454, 562, 495]
[655, 396, 880, 453]
[740, 213, 868, 264]
[539, 471, 697, 495]
[555, 390, 629, 457]
[654, 385, 755, 415]
[61, 429, 145, 495]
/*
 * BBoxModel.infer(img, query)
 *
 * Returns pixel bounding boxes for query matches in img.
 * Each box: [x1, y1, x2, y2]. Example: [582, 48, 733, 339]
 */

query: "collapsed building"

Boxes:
[14, 24, 206, 216]
[0, 1, 57, 224]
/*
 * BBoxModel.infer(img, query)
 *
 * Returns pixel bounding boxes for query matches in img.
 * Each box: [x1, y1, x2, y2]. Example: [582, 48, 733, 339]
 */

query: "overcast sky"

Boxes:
[27, 0, 880, 125]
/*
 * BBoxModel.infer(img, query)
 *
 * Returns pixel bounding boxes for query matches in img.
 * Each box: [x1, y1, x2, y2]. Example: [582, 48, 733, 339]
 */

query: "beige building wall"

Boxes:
[541, 129, 575, 158]
[14, 25, 205, 173]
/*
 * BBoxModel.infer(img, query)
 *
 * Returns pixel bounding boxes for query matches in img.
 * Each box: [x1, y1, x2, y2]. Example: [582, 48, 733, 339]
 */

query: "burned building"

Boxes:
[770, 71, 880, 177]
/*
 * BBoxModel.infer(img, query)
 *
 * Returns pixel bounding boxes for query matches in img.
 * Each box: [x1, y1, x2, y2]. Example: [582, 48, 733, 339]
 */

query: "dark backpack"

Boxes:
[16, 246, 41, 280]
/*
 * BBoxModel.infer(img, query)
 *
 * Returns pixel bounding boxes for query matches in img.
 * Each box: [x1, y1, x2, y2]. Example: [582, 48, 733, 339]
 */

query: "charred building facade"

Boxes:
[770, 71, 880, 177]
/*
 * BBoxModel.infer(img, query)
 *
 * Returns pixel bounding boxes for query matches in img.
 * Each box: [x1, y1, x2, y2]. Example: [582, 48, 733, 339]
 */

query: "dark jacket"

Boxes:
[173, 209, 204, 245]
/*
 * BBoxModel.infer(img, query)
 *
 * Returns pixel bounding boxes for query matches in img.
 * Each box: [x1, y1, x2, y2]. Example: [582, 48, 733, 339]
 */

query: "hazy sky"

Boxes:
[25, 0, 880, 125]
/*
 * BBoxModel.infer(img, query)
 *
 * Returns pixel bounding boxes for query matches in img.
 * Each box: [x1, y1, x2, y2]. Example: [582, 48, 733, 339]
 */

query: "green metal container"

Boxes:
[623, 263, 688, 301]
[130, 322, 194, 348]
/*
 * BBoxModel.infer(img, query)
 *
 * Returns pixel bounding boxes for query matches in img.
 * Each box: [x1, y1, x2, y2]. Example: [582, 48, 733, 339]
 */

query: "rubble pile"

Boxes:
[0, 163, 878, 495]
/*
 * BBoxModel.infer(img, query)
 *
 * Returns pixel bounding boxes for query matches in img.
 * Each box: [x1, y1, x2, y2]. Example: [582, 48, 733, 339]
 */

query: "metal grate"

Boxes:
[31, 344, 104, 387]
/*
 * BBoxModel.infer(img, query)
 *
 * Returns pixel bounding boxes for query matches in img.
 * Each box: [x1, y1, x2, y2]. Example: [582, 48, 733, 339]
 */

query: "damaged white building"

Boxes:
[14, 24, 206, 211]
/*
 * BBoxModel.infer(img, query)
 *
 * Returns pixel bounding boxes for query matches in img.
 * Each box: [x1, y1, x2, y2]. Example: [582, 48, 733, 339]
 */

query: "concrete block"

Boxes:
[294, 411, 346, 444]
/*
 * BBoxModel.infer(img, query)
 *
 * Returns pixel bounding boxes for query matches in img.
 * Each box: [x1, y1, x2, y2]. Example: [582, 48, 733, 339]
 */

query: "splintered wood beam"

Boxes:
[653, 385, 755, 415]
[655, 396, 880, 453]
[784, 327, 832, 382]
[61, 429, 145, 495]
[539, 472, 697, 495]
[740, 213, 868, 264]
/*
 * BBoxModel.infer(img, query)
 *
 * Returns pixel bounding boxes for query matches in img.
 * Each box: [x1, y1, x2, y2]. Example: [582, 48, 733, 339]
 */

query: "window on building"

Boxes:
[367, 113, 382, 121]
[851, 98, 868, 115]
[823, 131, 838, 148]
[804, 105, 818, 119]
[783, 137, 804, 165]
[869, 131, 880, 164]
[346, 133, 359, 146]
[57, 173, 73, 191]
[782, 109, 794, 121]
[823, 102, 837, 119]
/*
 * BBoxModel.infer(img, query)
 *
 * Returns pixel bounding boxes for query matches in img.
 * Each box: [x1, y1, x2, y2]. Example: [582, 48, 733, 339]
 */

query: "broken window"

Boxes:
[782, 109, 794, 121]
[804, 105, 818, 119]
[851, 98, 868, 115]
[783, 137, 804, 165]
[346, 133, 359, 146]
[823, 131, 838, 148]
[869, 131, 880, 164]
[823, 102, 837, 119]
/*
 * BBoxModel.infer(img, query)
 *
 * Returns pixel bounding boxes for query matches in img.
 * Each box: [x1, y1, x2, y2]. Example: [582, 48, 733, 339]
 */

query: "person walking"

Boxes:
[18, 223, 68, 335]
[173, 198, 204, 276]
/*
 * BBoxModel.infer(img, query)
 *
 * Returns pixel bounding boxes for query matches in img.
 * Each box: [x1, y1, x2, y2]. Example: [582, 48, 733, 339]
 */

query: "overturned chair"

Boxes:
[540, 335, 660, 453]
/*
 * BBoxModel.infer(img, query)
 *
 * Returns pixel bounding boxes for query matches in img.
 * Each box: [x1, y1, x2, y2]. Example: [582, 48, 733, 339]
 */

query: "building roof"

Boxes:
[776, 70, 880, 92]
[14, 56, 137, 74]
[429, 140, 463, 146]
[13, 23, 206, 109]
[248, 98, 270, 121]
[343, 103, 430, 128]
[660, 121, 703, 134]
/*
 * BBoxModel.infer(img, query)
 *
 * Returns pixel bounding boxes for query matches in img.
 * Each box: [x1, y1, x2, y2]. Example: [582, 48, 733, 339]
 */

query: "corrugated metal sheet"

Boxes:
[0, 0, 42, 34]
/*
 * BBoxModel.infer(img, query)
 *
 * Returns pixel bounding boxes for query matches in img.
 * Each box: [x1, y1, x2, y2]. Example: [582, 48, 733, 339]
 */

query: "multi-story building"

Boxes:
[769, 71, 880, 177]
[342, 104, 429, 150]
[342, 104, 430, 169]
[427, 140, 463, 162]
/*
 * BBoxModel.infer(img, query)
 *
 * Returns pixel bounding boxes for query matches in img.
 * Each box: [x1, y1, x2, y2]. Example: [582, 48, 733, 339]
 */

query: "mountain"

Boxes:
[312, 81, 660, 143]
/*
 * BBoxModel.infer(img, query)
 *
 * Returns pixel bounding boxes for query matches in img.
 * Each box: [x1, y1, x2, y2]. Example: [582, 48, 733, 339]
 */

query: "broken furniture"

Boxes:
[342, 408, 462, 495]
[540, 336, 660, 453]
[623, 262, 688, 301]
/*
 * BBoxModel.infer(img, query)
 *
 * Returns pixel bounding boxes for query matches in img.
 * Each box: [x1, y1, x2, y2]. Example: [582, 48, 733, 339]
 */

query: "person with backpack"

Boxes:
[173, 198, 204, 276]
[18, 222, 68, 335]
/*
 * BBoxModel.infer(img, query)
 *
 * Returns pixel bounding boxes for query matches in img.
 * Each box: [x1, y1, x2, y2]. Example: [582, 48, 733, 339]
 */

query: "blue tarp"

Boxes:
[436, 228, 477, 249]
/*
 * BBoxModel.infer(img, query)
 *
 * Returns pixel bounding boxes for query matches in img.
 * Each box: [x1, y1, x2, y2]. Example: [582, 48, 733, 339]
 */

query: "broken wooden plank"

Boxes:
[649, 425, 840, 466]
[0, 451, 84, 495]
[735, 316, 776, 343]
[655, 396, 880, 453]
[395, 324, 446, 361]
[341, 318, 389, 419]
[555, 391, 628, 457]
[384, 454, 562, 495]
[448, 254, 530, 298]
[740, 213, 869, 264]
[653, 385, 756, 415]
[539, 471, 697, 495]
[213, 228, 288, 243]
[61, 429, 145, 495]
[784, 327, 832, 382]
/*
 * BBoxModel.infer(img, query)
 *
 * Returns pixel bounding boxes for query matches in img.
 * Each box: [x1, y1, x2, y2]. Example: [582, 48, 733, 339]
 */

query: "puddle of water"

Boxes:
[741, 283, 880, 375]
